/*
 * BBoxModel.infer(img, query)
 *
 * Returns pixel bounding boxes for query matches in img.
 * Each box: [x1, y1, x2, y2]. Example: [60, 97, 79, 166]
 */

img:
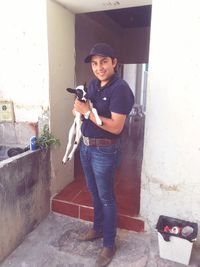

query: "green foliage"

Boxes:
[37, 124, 60, 149]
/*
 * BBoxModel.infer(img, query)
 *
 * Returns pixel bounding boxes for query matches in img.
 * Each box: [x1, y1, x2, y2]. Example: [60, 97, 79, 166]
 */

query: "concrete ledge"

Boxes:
[0, 149, 51, 263]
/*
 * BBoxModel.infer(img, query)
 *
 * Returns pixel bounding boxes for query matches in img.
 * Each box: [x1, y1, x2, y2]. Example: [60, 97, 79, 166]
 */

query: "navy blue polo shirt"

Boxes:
[81, 73, 134, 139]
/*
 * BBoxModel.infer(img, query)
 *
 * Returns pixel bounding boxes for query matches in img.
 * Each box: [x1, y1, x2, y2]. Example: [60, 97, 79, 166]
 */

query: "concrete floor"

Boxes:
[1, 212, 199, 267]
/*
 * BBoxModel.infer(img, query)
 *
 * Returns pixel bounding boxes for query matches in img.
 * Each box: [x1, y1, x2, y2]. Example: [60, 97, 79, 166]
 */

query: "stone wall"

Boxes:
[0, 149, 50, 263]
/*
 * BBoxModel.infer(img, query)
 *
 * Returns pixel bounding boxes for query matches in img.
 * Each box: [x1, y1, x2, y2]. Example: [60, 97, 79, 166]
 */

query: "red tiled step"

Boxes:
[52, 180, 144, 232]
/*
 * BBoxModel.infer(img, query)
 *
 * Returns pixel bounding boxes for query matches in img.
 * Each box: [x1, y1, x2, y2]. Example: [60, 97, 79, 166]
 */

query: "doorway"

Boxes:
[52, 4, 151, 230]
[74, 6, 151, 217]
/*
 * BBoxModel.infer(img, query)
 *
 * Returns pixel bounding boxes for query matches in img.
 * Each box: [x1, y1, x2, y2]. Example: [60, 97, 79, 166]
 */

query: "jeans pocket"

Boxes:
[97, 145, 117, 155]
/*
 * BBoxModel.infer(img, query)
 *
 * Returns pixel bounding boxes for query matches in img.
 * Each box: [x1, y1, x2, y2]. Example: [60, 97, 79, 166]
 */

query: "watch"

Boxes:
[84, 110, 91, 120]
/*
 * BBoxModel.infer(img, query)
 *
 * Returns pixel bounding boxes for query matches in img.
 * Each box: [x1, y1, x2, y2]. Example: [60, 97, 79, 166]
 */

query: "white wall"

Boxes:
[47, 0, 75, 194]
[141, 0, 200, 241]
[0, 0, 76, 195]
[123, 64, 137, 96]
[0, 0, 49, 122]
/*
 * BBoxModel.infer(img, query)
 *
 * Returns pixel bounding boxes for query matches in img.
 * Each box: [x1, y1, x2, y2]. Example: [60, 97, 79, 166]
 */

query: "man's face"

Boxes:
[90, 55, 117, 87]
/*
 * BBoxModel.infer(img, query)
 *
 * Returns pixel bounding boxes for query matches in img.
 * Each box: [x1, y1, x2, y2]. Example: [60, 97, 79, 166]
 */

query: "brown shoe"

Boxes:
[95, 246, 116, 267]
[78, 229, 103, 241]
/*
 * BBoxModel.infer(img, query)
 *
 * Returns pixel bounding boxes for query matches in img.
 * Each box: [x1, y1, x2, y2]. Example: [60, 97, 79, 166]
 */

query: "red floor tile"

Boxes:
[117, 214, 144, 232]
[52, 200, 79, 218]
[73, 189, 92, 206]
[53, 179, 86, 202]
[80, 206, 94, 222]
[116, 196, 139, 216]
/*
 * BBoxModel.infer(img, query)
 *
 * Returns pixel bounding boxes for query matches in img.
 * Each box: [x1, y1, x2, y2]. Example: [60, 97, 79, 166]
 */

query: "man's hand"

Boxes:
[74, 99, 90, 115]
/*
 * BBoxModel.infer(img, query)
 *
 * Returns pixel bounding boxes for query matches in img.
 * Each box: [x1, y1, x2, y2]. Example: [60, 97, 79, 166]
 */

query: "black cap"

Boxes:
[84, 43, 116, 63]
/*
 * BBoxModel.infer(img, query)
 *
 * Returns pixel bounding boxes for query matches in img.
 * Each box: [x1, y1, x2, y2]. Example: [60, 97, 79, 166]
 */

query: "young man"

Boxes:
[74, 43, 134, 267]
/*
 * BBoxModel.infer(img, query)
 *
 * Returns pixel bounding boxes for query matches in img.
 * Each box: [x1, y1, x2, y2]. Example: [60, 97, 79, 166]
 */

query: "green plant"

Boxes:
[37, 124, 60, 149]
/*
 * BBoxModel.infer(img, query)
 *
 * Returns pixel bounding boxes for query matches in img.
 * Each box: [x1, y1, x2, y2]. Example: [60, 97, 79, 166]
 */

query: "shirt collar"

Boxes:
[95, 73, 119, 90]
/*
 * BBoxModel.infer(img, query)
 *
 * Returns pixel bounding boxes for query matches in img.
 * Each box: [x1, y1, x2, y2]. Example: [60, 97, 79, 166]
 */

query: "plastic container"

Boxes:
[30, 136, 37, 151]
[156, 215, 198, 265]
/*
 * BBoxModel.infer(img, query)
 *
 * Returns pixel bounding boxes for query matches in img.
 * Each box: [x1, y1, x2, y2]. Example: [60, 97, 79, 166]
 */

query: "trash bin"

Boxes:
[156, 215, 198, 265]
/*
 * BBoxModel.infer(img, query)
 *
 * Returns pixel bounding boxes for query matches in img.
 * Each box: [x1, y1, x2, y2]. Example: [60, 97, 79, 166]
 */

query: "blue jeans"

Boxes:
[80, 141, 121, 248]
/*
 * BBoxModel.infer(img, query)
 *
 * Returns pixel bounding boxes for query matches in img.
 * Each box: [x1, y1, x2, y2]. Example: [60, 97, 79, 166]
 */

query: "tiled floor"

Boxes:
[52, 115, 145, 232]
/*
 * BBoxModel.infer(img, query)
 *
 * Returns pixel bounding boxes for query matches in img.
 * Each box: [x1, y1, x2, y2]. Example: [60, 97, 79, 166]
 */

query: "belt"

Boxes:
[82, 136, 119, 146]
